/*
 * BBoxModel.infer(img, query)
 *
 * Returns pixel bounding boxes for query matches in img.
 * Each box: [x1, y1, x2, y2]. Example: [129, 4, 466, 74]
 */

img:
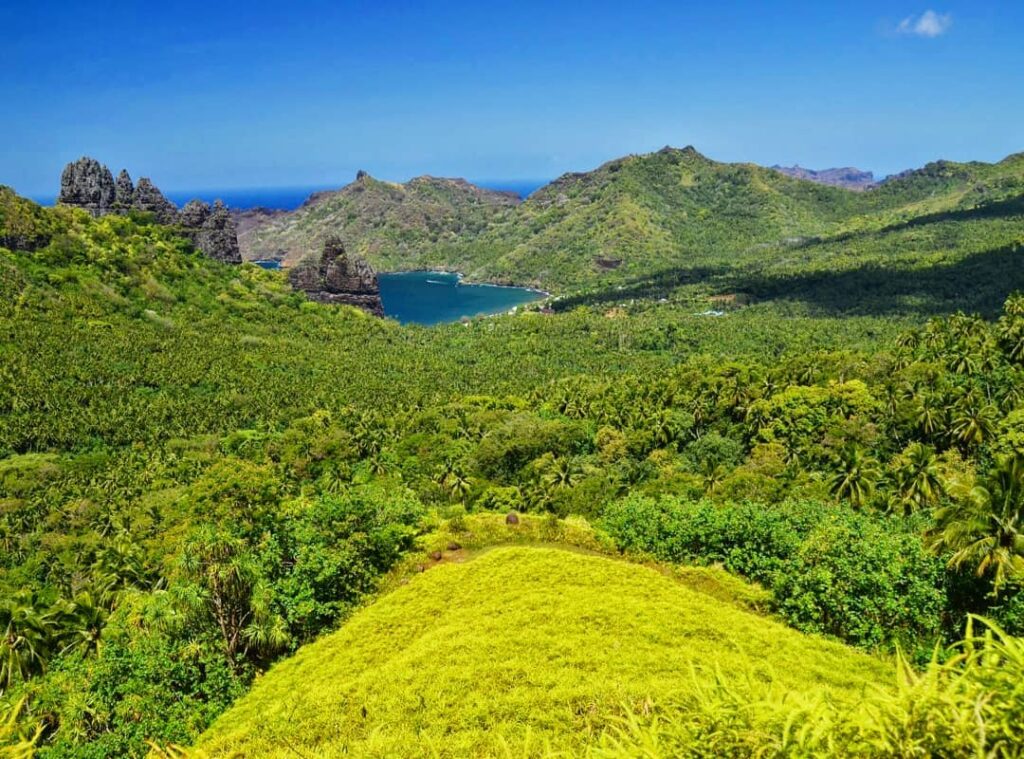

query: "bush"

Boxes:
[773, 518, 946, 650]
[17, 625, 243, 758]
[601, 495, 948, 650]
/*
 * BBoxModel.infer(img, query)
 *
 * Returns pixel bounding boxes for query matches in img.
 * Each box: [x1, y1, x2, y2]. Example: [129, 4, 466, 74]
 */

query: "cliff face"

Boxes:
[131, 177, 178, 224]
[56, 157, 241, 264]
[288, 236, 384, 316]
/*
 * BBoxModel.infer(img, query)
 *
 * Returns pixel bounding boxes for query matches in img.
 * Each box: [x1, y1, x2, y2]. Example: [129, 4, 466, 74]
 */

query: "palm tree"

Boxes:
[445, 470, 473, 502]
[888, 443, 944, 514]
[913, 397, 945, 439]
[830, 446, 881, 508]
[541, 457, 581, 490]
[367, 454, 393, 478]
[649, 411, 677, 448]
[0, 594, 54, 693]
[997, 293, 1024, 362]
[950, 396, 997, 449]
[58, 592, 108, 657]
[947, 343, 980, 375]
[701, 461, 727, 495]
[929, 454, 1024, 592]
[434, 458, 471, 502]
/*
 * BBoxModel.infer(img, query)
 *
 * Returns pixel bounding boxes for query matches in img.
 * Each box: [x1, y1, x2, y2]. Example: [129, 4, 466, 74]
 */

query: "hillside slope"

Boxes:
[197, 546, 888, 758]
[238, 147, 1024, 292]
[238, 173, 520, 268]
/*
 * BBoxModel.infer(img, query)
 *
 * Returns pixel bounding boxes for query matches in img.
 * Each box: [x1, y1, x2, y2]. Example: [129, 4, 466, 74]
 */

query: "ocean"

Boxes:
[30, 179, 549, 211]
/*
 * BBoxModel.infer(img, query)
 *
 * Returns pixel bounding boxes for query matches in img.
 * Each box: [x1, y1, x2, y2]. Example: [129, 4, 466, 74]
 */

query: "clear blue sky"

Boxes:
[1, 1, 1021, 195]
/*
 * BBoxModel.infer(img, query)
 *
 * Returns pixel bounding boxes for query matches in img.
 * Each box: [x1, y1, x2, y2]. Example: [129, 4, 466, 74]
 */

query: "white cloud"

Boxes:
[897, 10, 953, 38]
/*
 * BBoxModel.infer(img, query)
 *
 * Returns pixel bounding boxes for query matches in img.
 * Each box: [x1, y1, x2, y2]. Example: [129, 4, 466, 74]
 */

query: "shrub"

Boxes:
[601, 495, 947, 649]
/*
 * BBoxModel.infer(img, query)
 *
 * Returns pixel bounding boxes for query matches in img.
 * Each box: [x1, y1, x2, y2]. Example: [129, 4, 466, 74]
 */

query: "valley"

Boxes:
[1, 144, 1023, 758]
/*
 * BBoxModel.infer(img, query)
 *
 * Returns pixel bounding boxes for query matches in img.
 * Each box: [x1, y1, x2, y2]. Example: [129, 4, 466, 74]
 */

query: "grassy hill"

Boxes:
[236, 147, 1024, 293]
[196, 546, 889, 758]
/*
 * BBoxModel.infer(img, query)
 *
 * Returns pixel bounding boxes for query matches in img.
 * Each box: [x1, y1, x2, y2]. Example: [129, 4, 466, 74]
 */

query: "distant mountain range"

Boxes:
[769, 165, 877, 190]
[238, 146, 1024, 291]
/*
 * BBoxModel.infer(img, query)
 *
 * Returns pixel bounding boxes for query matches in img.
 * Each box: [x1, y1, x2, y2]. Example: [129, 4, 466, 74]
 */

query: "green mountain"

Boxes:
[238, 147, 1024, 292]
[196, 544, 888, 758]
[238, 173, 520, 269]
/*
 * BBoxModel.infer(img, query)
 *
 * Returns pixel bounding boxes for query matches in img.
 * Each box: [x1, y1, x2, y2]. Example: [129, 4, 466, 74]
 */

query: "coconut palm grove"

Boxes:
[3, 2, 1024, 757]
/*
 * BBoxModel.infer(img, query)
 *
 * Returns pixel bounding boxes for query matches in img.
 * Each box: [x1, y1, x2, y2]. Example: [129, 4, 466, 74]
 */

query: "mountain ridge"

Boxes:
[237, 145, 1024, 291]
[770, 164, 877, 190]
[237, 171, 520, 268]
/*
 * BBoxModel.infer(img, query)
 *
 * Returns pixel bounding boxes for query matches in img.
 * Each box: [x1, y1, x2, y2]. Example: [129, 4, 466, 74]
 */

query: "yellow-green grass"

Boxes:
[196, 546, 889, 757]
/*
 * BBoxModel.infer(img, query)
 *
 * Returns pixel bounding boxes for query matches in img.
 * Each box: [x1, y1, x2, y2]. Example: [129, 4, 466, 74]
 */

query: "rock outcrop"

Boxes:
[56, 156, 241, 264]
[179, 199, 210, 228]
[114, 170, 134, 210]
[288, 236, 384, 316]
[132, 178, 178, 224]
[58, 157, 116, 215]
[178, 199, 241, 263]
[194, 200, 242, 264]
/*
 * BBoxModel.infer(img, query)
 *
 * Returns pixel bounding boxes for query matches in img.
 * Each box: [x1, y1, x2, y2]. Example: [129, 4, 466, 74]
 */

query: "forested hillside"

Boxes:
[240, 147, 1024, 292]
[238, 173, 520, 269]
[2, 182, 1024, 757]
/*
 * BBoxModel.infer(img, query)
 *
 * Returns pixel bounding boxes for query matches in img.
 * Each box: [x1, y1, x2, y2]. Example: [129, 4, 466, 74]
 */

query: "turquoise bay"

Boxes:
[377, 271, 544, 325]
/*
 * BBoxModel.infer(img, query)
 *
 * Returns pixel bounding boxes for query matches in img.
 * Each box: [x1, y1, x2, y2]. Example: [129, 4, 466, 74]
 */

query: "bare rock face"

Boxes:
[132, 178, 178, 224]
[58, 157, 116, 216]
[288, 236, 384, 316]
[177, 199, 241, 263]
[179, 199, 210, 228]
[114, 170, 134, 210]
[196, 200, 241, 264]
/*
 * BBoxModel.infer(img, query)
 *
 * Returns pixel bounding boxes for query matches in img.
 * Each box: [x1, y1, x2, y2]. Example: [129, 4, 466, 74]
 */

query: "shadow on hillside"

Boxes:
[557, 244, 1024, 319]
[885, 194, 1024, 231]
[553, 266, 732, 310]
[735, 243, 1024, 318]
[791, 194, 1024, 251]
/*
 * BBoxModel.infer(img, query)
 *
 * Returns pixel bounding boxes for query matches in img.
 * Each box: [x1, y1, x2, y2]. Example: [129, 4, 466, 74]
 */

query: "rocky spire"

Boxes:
[196, 200, 241, 264]
[58, 157, 116, 216]
[289, 236, 383, 316]
[132, 178, 178, 224]
[179, 199, 211, 228]
[114, 170, 134, 210]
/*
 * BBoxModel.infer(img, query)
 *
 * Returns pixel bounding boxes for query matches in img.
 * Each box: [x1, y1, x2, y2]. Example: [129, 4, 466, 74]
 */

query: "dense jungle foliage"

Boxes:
[2, 178, 1024, 757]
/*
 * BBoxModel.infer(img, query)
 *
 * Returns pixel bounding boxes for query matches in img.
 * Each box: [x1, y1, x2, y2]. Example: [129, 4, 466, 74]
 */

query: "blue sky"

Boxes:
[1, 1, 1021, 195]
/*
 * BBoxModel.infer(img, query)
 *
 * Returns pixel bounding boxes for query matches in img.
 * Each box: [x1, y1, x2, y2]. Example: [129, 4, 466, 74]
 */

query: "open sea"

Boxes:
[30, 179, 549, 211]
